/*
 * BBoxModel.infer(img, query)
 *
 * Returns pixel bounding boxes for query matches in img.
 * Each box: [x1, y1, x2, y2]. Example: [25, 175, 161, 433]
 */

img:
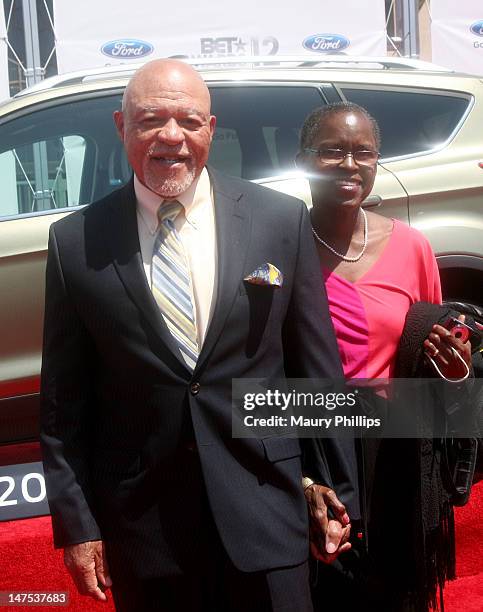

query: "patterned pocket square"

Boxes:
[244, 263, 283, 288]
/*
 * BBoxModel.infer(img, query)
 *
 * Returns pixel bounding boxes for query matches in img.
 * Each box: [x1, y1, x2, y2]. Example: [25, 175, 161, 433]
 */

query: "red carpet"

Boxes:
[0, 516, 114, 612]
[0, 443, 481, 611]
[0, 443, 115, 611]
[0, 516, 115, 611]
[443, 480, 483, 611]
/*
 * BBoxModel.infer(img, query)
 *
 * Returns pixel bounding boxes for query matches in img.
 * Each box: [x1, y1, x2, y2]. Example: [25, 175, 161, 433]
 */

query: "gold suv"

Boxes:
[0, 56, 482, 444]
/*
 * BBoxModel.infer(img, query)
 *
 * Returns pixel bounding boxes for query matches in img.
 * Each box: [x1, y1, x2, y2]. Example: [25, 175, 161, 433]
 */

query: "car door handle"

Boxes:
[362, 195, 382, 208]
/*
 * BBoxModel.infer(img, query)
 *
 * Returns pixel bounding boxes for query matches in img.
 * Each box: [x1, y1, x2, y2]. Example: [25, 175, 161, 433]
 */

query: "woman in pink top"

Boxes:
[322, 218, 442, 379]
[296, 102, 472, 612]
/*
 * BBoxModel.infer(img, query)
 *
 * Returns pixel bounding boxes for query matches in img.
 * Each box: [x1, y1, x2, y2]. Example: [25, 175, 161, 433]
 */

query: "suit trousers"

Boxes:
[107, 449, 313, 612]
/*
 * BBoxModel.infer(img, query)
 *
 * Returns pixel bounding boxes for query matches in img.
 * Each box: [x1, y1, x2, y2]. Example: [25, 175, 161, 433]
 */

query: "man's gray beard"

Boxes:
[147, 167, 197, 199]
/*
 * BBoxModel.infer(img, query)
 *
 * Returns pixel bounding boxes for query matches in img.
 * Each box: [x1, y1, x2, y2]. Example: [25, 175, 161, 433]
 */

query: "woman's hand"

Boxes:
[304, 483, 352, 564]
[424, 314, 472, 379]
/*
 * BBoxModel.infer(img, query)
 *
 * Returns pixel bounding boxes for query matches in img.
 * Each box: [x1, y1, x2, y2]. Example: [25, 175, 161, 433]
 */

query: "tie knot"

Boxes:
[158, 200, 183, 225]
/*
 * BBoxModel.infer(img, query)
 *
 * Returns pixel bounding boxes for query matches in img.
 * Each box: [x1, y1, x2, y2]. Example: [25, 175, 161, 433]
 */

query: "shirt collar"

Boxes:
[134, 168, 210, 235]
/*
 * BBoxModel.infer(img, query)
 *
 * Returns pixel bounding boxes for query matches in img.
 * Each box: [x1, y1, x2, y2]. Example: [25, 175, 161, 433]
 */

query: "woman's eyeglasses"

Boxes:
[303, 148, 380, 166]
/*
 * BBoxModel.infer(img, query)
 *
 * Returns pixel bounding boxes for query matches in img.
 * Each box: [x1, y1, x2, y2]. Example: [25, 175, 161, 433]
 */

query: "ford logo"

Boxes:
[303, 33, 350, 53]
[470, 20, 483, 36]
[101, 39, 154, 59]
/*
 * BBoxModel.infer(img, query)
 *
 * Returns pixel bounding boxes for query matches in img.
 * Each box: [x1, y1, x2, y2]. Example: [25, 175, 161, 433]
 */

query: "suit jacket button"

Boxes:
[190, 382, 200, 395]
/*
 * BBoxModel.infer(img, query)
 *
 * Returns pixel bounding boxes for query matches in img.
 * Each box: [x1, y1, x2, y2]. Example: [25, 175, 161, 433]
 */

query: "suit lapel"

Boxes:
[195, 168, 251, 372]
[106, 180, 190, 372]
[106, 171, 251, 375]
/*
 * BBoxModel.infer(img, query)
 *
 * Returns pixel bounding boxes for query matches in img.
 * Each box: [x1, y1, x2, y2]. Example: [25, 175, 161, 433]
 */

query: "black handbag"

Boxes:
[443, 301, 483, 485]
[396, 301, 482, 505]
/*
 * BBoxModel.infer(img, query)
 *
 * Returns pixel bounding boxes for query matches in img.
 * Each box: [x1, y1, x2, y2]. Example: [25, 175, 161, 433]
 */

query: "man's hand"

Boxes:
[64, 540, 112, 602]
[304, 484, 351, 564]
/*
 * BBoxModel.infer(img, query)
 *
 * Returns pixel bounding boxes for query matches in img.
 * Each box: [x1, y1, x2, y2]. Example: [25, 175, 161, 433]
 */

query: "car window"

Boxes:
[209, 127, 242, 178]
[0, 85, 326, 220]
[339, 86, 470, 159]
[0, 135, 86, 216]
[209, 86, 325, 179]
[0, 95, 124, 219]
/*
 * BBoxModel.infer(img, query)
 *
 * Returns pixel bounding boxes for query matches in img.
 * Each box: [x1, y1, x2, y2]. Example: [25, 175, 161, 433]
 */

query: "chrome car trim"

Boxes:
[14, 56, 452, 97]
[0, 205, 86, 223]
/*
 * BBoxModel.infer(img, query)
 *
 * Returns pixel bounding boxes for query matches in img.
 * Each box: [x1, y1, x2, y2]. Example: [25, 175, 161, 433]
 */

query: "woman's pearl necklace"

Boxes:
[311, 208, 368, 263]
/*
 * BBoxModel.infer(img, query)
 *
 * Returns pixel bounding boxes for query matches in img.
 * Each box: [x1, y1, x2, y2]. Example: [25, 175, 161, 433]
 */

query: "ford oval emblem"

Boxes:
[101, 39, 154, 59]
[303, 33, 350, 53]
[470, 20, 483, 36]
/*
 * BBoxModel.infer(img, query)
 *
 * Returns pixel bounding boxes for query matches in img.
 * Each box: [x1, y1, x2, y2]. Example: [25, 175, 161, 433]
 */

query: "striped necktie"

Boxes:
[151, 200, 199, 370]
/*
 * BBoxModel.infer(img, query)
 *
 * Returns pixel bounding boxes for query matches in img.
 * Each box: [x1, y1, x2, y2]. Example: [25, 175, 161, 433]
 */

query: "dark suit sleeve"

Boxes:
[40, 225, 102, 547]
[282, 202, 343, 380]
[282, 203, 361, 519]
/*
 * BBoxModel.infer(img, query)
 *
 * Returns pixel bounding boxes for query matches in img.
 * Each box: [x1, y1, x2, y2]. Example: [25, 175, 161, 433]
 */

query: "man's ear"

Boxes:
[209, 114, 217, 138]
[113, 110, 125, 142]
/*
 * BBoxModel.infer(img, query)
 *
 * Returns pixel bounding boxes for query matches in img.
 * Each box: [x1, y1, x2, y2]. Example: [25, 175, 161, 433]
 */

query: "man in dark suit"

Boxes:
[40, 59, 349, 611]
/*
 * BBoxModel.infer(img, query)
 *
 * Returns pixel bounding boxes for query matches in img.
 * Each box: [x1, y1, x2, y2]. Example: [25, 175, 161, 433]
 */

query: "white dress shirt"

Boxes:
[135, 168, 217, 347]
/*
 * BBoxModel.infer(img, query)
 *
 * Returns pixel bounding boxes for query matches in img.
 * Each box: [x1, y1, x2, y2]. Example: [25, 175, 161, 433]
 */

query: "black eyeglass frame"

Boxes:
[303, 148, 380, 165]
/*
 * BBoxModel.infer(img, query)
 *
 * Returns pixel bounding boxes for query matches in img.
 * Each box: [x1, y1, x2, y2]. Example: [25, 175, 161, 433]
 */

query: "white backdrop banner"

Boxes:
[53, 0, 386, 73]
[432, 0, 483, 75]
[0, 1, 9, 100]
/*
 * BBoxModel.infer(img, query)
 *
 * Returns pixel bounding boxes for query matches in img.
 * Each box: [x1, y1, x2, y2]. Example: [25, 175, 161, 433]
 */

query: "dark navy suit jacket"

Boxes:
[40, 167, 355, 577]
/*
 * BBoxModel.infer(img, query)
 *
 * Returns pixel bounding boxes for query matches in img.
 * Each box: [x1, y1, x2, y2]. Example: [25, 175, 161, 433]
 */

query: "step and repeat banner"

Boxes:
[431, 0, 483, 75]
[52, 0, 387, 73]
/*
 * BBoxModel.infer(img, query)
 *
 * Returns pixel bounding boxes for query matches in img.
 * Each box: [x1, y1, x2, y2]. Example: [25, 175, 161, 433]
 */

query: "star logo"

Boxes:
[235, 37, 247, 54]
